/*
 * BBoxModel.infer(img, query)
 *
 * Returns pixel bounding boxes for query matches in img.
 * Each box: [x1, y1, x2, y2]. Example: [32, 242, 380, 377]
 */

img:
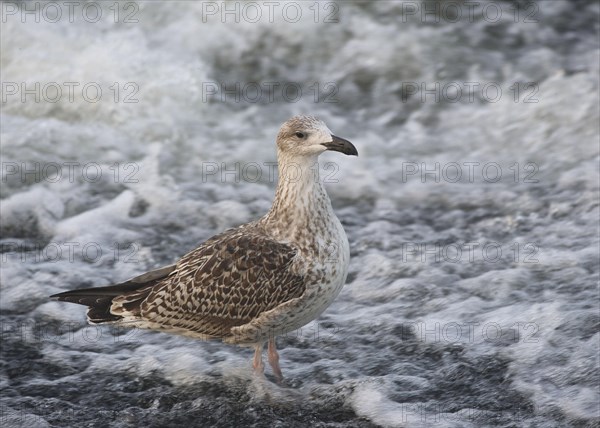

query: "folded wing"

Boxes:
[52, 227, 306, 339]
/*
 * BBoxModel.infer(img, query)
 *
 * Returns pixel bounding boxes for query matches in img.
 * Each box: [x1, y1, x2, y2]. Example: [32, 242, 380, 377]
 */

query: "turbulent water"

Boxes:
[1, 1, 599, 427]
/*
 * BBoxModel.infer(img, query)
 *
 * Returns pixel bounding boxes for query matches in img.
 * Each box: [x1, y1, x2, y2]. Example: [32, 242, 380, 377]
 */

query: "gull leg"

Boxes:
[268, 338, 283, 383]
[253, 343, 264, 375]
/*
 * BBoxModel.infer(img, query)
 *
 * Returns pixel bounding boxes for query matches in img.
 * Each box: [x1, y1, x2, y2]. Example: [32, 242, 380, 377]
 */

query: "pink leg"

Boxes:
[253, 343, 264, 374]
[268, 338, 283, 382]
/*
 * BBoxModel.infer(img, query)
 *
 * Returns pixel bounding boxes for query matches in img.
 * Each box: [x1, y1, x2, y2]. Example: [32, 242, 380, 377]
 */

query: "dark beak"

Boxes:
[321, 135, 358, 156]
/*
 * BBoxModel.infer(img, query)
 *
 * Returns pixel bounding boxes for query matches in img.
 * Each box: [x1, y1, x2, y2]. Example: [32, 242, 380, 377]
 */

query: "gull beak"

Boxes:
[321, 135, 358, 156]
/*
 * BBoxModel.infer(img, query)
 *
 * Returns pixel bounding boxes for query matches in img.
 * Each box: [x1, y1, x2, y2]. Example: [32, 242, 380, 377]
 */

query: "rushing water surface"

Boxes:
[1, 1, 599, 427]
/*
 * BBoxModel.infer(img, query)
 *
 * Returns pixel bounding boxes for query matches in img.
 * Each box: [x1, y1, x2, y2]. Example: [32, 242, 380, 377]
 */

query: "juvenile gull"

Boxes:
[51, 115, 357, 381]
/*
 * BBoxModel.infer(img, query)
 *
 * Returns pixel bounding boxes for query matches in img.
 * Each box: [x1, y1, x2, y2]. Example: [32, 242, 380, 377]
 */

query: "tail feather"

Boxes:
[50, 264, 176, 324]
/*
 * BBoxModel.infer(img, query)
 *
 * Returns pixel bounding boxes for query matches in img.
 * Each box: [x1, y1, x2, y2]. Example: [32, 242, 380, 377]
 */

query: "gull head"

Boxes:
[276, 115, 358, 158]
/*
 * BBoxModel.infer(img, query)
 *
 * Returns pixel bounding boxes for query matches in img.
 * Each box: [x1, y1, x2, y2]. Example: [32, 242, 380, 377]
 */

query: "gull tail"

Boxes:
[50, 264, 176, 324]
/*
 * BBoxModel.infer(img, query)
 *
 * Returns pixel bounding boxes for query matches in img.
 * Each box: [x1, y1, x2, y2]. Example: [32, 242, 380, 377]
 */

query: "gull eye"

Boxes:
[295, 132, 306, 139]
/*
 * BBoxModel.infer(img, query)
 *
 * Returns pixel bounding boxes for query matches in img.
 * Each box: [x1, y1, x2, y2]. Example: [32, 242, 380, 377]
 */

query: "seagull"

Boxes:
[51, 115, 357, 382]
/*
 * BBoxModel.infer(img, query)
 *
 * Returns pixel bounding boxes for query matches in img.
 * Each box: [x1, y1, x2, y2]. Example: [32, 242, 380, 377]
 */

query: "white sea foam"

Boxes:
[1, 0, 598, 426]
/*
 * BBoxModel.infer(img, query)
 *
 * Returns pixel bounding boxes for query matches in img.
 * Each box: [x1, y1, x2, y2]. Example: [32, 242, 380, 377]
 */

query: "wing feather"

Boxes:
[127, 227, 306, 338]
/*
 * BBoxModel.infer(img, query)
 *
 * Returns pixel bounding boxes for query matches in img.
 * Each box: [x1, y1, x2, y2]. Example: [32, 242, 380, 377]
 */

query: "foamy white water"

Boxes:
[1, 1, 598, 427]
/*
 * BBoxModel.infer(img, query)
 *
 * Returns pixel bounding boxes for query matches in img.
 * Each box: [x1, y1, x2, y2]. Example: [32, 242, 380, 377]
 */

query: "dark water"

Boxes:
[1, 1, 599, 427]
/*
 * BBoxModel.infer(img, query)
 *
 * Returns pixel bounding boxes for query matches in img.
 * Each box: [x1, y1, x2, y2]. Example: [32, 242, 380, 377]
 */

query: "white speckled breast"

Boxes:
[226, 157, 351, 345]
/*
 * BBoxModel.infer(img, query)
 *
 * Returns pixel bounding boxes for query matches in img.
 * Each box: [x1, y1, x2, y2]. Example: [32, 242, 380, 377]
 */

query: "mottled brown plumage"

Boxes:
[51, 115, 357, 381]
[116, 226, 307, 339]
